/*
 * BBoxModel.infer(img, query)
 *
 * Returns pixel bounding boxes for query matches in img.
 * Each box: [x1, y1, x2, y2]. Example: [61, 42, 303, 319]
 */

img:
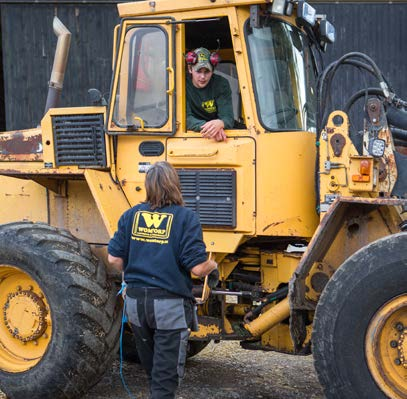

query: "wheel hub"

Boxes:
[0, 265, 52, 372]
[3, 290, 48, 342]
[365, 294, 407, 399]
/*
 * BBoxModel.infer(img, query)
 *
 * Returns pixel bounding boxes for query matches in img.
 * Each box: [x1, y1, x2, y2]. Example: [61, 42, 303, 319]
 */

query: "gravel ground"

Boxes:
[85, 341, 324, 399]
[0, 341, 324, 399]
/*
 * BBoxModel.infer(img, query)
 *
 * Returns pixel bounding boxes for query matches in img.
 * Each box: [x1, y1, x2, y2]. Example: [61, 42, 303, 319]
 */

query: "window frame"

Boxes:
[107, 17, 176, 136]
[244, 17, 318, 133]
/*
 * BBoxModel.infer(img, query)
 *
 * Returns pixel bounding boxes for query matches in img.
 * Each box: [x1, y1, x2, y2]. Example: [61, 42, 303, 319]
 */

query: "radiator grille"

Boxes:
[177, 169, 236, 227]
[52, 114, 106, 167]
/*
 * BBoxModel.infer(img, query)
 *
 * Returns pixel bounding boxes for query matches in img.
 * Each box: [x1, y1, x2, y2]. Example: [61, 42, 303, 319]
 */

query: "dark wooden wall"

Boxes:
[314, 2, 407, 110]
[0, 1, 406, 131]
[0, 2, 118, 130]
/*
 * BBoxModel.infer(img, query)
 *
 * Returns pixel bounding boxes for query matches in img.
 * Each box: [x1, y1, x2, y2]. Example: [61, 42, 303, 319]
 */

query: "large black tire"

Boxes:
[187, 340, 211, 358]
[312, 232, 407, 399]
[0, 222, 121, 399]
[122, 326, 140, 363]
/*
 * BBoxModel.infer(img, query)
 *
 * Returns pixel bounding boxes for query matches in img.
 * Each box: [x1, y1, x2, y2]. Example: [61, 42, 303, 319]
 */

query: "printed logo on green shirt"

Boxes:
[202, 99, 217, 114]
[132, 211, 173, 243]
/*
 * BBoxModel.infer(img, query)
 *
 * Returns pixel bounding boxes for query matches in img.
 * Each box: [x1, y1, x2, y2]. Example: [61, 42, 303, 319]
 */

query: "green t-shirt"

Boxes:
[186, 74, 235, 131]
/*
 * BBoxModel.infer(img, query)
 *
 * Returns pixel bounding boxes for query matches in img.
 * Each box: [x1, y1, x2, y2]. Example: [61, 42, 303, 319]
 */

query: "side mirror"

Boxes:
[88, 88, 107, 106]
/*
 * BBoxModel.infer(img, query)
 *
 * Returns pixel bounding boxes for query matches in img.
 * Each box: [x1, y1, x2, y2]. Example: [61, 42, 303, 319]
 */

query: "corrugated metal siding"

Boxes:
[313, 2, 407, 109]
[0, 2, 406, 131]
[0, 4, 118, 130]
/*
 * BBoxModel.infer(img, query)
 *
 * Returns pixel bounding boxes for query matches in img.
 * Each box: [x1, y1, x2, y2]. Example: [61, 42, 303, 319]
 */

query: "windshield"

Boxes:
[246, 19, 317, 132]
[112, 26, 168, 129]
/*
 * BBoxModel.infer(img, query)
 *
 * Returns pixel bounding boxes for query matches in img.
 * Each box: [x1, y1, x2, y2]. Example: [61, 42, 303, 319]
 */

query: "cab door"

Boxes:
[108, 18, 175, 135]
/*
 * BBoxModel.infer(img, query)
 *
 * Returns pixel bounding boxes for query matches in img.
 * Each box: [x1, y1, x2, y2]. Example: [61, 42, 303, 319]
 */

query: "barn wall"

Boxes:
[0, 1, 406, 131]
[0, 2, 118, 130]
[314, 1, 407, 108]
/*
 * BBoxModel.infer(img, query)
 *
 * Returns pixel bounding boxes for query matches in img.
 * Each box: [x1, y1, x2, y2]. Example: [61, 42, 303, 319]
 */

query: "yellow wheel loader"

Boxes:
[0, 1, 406, 398]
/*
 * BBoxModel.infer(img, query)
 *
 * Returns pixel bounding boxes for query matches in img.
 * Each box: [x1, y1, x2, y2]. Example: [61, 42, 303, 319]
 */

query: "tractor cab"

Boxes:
[105, 1, 335, 246]
[107, 1, 333, 137]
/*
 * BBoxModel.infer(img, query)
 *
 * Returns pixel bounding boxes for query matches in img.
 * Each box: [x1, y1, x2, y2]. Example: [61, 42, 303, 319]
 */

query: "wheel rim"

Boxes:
[0, 265, 52, 372]
[365, 294, 407, 399]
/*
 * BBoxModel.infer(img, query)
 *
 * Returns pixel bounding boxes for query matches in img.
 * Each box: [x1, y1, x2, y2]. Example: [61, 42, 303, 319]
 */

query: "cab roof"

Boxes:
[118, 0, 269, 18]
[117, 0, 394, 17]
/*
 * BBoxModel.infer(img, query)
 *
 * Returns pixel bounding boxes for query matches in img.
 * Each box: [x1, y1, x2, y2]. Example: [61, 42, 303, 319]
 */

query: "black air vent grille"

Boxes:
[52, 114, 106, 167]
[139, 141, 164, 156]
[177, 169, 236, 227]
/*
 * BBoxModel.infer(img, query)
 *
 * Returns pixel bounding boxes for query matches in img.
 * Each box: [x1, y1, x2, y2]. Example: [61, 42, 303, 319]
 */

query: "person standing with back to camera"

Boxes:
[186, 47, 234, 142]
[107, 161, 219, 399]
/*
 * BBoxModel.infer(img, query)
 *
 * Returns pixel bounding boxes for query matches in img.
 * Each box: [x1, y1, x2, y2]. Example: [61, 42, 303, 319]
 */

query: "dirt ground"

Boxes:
[84, 341, 324, 399]
[0, 341, 324, 399]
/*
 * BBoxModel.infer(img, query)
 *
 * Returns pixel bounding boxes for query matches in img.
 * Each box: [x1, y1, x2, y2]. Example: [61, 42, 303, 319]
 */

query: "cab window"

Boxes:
[215, 62, 243, 126]
[185, 17, 246, 129]
[246, 18, 318, 132]
[112, 26, 168, 129]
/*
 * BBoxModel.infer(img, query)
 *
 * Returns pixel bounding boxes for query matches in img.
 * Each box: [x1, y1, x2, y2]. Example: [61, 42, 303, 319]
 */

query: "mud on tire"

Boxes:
[312, 232, 407, 399]
[0, 222, 121, 399]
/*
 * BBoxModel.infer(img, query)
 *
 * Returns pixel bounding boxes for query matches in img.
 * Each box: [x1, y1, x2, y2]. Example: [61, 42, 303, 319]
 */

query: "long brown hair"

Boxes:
[145, 161, 184, 209]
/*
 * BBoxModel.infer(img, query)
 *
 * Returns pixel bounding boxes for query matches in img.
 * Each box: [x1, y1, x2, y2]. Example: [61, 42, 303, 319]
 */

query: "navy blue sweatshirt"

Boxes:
[108, 203, 208, 299]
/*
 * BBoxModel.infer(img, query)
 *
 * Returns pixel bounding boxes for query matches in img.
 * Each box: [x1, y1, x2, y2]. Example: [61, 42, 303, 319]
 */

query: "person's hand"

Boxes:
[118, 279, 127, 300]
[207, 268, 219, 289]
[200, 119, 227, 141]
[214, 128, 227, 142]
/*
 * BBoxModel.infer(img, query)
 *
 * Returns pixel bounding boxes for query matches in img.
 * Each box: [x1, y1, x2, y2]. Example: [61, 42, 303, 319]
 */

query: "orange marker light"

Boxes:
[360, 160, 371, 175]
[352, 160, 371, 182]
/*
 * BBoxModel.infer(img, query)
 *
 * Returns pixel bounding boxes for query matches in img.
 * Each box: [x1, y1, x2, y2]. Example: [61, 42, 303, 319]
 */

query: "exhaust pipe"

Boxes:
[44, 17, 71, 115]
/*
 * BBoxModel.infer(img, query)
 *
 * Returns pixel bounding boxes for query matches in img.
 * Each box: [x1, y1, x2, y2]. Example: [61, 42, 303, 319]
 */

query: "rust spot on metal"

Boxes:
[330, 133, 346, 157]
[0, 153, 43, 162]
[385, 153, 397, 187]
[0, 128, 44, 162]
[290, 196, 407, 311]
[378, 159, 387, 182]
[0, 131, 42, 155]
[367, 98, 382, 126]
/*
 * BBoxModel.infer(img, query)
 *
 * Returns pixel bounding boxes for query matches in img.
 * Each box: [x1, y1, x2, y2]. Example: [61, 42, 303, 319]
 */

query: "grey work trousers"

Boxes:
[125, 287, 194, 399]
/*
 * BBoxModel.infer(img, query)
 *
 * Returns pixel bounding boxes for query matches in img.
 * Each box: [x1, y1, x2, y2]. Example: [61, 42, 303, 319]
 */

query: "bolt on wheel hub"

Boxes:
[0, 265, 52, 373]
[398, 327, 407, 368]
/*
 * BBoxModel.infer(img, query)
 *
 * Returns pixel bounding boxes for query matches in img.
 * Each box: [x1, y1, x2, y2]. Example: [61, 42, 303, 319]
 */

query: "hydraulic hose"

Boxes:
[243, 286, 289, 323]
[317, 52, 391, 137]
[387, 105, 407, 131]
[343, 87, 384, 114]
[392, 128, 407, 142]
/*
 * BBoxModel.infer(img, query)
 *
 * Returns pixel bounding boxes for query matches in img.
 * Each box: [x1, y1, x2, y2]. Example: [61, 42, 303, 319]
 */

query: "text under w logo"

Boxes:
[132, 211, 173, 242]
